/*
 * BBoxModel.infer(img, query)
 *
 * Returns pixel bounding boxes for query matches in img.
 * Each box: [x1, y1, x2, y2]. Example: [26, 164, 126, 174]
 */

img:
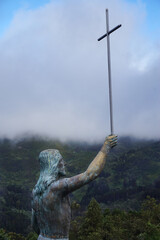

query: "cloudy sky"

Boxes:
[0, 0, 159, 142]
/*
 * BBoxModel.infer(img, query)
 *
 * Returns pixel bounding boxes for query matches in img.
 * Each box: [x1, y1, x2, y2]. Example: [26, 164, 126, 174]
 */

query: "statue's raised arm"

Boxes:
[32, 135, 117, 240]
[54, 135, 117, 194]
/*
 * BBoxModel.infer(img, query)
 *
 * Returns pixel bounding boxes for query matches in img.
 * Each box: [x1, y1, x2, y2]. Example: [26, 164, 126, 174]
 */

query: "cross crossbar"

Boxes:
[98, 24, 122, 41]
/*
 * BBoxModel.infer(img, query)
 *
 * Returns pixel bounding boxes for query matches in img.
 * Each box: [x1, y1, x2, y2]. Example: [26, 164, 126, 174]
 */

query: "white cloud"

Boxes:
[0, 0, 159, 141]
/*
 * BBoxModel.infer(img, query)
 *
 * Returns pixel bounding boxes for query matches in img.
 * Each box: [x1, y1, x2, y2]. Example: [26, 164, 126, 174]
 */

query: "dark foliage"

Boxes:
[70, 197, 160, 240]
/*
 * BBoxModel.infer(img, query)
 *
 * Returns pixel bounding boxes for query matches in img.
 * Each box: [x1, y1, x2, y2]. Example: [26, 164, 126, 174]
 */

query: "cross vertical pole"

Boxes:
[106, 9, 113, 135]
[98, 9, 121, 135]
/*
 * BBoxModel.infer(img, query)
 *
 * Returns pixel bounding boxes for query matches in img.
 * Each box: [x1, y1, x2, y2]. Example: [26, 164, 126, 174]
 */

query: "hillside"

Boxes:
[0, 136, 160, 234]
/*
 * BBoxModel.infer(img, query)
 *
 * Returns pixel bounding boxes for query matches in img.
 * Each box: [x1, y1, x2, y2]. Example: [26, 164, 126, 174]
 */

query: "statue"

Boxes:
[31, 135, 117, 240]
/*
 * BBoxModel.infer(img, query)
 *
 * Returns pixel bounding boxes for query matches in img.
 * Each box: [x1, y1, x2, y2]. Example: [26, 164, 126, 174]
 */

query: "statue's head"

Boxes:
[33, 149, 66, 196]
[39, 149, 66, 178]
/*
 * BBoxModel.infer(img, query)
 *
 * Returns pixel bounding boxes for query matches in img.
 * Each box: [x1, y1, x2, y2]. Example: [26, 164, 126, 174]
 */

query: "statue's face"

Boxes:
[58, 158, 66, 176]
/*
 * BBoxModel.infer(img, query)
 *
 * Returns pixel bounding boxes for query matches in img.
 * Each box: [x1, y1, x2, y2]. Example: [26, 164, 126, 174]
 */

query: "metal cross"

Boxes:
[98, 9, 121, 135]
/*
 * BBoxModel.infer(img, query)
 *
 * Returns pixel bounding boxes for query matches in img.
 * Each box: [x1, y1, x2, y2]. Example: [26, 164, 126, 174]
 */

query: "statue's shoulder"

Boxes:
[50, 178, 68, 193]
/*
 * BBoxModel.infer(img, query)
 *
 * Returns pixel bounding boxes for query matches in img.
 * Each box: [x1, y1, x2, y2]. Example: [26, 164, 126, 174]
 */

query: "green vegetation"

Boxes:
[78, 198, 103, 240]
[0, 229, 37, 240]
[0, 136, 160, 238]
[70, 197, 160, 240]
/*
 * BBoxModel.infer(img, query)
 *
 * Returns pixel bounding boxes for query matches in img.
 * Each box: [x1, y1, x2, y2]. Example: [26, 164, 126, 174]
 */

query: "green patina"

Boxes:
[31, 136, 117, 240]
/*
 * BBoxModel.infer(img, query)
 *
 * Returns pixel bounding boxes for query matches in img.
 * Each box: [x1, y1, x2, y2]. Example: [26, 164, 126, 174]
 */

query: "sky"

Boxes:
[0, 0, 159, 142]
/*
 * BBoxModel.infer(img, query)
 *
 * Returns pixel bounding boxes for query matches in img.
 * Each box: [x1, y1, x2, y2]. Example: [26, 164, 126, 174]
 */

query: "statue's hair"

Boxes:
[33, 149, 62, 196]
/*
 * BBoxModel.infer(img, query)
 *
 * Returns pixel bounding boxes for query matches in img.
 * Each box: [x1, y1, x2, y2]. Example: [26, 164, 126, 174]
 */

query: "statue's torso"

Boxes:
[32, 184, 71, 238]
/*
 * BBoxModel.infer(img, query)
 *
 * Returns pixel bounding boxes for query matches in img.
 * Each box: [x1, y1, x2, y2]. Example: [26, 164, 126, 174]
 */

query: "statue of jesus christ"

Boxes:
[31, 135, 117, 240]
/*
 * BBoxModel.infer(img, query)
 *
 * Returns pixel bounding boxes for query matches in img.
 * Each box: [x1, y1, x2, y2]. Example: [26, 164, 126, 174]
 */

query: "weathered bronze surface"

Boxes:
[32, 135, 117, 240]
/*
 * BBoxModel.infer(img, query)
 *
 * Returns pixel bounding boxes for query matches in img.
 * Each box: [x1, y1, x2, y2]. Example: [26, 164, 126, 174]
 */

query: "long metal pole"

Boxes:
[106, 9, 113, 135]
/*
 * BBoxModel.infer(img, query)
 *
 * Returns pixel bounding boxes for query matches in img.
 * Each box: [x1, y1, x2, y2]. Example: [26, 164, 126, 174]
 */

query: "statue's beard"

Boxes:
[58, 170, 66, 177]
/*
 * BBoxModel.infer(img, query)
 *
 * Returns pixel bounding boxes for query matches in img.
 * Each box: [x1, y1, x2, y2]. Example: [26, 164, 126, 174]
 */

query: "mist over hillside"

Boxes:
[0, 135, 160, 234]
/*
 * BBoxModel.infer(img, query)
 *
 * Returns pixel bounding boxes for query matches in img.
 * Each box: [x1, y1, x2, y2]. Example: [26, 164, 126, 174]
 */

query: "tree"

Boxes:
[78, 198, 103, 240]
[69, 218, 82, 240]
[141, 196, 160, 224]
[0, 229, 10, 240]
[103, 208, 127, 240]
[26, 232, 38, 240]
[7, 232, 25, 240]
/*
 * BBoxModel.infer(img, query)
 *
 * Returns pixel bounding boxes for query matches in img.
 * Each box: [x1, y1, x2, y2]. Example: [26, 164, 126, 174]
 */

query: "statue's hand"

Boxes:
[101, 135, 117, 153]
[104, 135, 117, 149]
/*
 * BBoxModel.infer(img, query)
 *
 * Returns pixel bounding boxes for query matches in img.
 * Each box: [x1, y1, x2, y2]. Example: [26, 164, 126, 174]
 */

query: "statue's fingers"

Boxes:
[109, 135, 118, 141]
[109, 134, 118, 138]
[110, 138, 117, 144]
[110, 140, 117, 144]
[110, 140, 117, 146]
[111, 141, 116, 144]
[111, 138, 118, 143]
